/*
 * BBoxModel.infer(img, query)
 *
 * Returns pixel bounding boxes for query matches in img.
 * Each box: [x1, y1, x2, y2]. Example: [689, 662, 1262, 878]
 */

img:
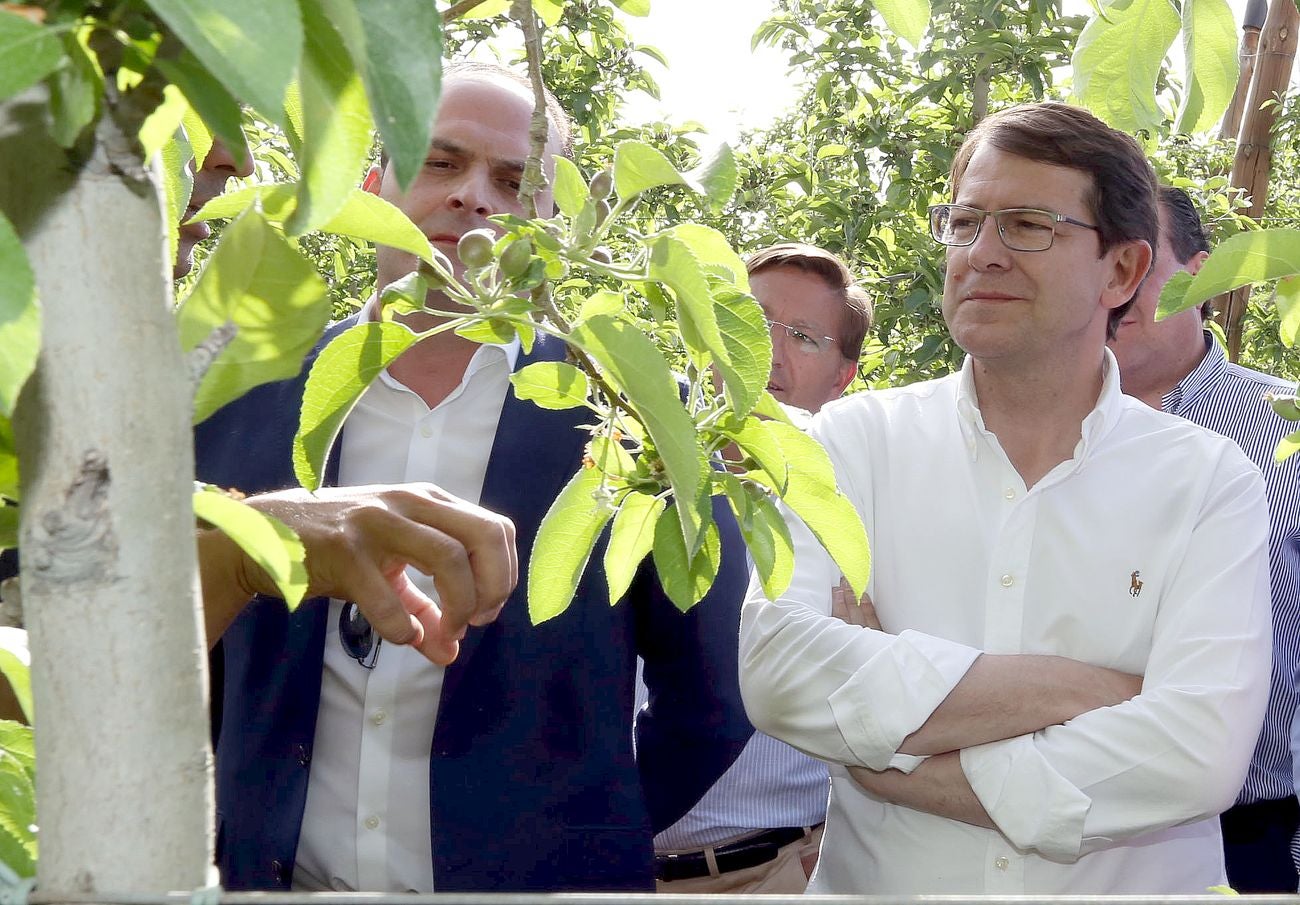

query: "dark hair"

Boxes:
[1158, 186, 1214, 319]
[950, 102, 1158, 335]
[746, 242, 873, 363]
[378, 60, 576, 171]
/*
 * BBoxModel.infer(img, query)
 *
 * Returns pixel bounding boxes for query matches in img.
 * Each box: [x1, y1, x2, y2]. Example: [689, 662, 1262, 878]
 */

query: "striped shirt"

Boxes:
[1161, 334, 1300, 805]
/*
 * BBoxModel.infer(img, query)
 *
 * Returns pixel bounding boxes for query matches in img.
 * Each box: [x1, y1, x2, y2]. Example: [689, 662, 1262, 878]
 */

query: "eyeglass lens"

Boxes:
[931, 206, 1059, 252]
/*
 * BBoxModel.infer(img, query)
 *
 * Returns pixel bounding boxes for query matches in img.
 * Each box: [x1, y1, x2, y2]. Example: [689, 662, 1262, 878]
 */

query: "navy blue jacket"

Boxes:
[194, 319, 752, 892]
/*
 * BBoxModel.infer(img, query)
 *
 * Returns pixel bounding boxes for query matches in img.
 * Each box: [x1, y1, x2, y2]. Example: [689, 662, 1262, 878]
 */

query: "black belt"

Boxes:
[654, 826, 809, 882]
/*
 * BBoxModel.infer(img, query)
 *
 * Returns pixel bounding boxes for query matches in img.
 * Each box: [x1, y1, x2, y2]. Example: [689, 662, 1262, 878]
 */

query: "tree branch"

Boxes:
[442, 0, 494, 23]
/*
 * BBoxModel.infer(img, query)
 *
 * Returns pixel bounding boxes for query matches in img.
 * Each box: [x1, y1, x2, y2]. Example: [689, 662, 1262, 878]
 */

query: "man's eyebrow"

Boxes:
[428, 139, 465, 156]
[428, 138, 526, 173]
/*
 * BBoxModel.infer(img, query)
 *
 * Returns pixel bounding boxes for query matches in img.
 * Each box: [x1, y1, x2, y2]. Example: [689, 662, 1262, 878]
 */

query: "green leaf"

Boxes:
[158, 128, 194, 273]
[139, 84, 190, 162]
[568, 315, 703, 551]
[181, 105, 214, 172]
[1155, 270, 1197, 320]
[0, 746, 36, 876]
[192, 183, 298, 223]
[377, 272, 427, 317]
[1160, 229, 1300, 317]
[142, 0, 302, 127]
[177, 209, 331, 424]
[287, 1, 375, 235]
[48, 27, 102, 148]
[714, 286, 771, 419]
[1276, 429, 1300, 465]
[750, 390, 795, 425]
[193, 484, 307, 609]
[749, 420, 871, 598]
[534, 0, 565, 26]
[510, 361, 590, 410]
[552, 157, 587, 217]
[612, 0, 652, 15]
[0, 210, 39, 419]
[0, 634, 29, 723]
[579, 289, 626, 320]
[294, 321, 420, 489]
[461, 0, 511, 17]
[589, 435, 635, 476]
[0, 416, 16, 500]
[1072, 0, 1180, 133]
[1278, 275, 1300, 347]
[605, 490, 666, 605]
[0, 9, 62, 102]
[683, 143, 738, 212]
[652, 500, 721, 612]
[874, 0, 931, 48]
[156, 51, 250, 169]
[320, 0, 442, 192]
[718, 472, 793, 600]
[613, 140, 687, 199]
[0, 722, 32, 778]
[1270, 395, 1300, 420]
[728, 417, 790, 493]
[0, 506, 14, 550]
[1175, 0, 1239, 134]
[529, 465, 614, 623]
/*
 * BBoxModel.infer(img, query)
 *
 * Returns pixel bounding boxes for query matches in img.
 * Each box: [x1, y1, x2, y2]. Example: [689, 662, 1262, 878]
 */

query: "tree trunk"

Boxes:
[1218, 0, 1299, 360]
[0, 90, 213, 894]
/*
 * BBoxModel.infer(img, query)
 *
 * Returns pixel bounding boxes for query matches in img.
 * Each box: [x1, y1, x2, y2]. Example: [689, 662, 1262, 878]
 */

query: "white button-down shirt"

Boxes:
[293, 337, 518, 893]
[740, 351, 1273, 894]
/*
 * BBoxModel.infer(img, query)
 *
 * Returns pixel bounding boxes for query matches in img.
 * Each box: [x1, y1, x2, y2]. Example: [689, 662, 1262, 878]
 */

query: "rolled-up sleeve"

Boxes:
[960, 461, 1273, 860]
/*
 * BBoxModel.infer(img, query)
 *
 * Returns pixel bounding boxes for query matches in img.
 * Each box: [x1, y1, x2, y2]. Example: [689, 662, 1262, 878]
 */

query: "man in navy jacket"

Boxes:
[195, 62, 751, 893]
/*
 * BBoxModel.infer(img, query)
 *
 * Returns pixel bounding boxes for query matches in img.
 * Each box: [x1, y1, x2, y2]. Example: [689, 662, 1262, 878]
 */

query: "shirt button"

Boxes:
[420, 424, 433, 439]
[1000, 574, 1014, 588]
[371, 709, 387, 726]
[364, 815, 380, 830]
[995, 856, 1010, 870]
[1003, 488, 1016, 500]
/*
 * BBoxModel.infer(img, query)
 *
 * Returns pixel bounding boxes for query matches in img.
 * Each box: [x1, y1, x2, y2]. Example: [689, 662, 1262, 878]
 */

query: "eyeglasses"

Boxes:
[929, 204, 1100, 252]
[339, 601, 381, 669]
[766, 318, 837, 355]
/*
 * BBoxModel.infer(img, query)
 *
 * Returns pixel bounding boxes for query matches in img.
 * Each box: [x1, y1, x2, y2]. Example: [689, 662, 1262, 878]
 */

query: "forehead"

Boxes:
[955, 144, 1094, 214]
[750, 267, 844, 328]
[434, 74, 560, 161]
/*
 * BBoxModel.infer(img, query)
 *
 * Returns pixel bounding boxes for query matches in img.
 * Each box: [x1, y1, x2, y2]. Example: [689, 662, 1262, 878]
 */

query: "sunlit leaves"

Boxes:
[193, 484, 307, 609]
[605, 491, 666, 605]
[1175, 0, 1239, 134]
[294, 321, 420, 490]
[288, 1, 375, 235]
[321, 0, 443, 192]
[1158, 229, 1300, 319]
[143, 0, 302, 126]
[0, 9, 61, 101]
[552, 157, 588, 217]
[1072, 0, 1180, 133]
[0, 631, 29, 722]
[718, 472, 793, 600]
[1278, 275, 1300, 347]
[652, 501, 721, 612]
[613, 140, 687, 198]
[683, 144, 739, 212]
[0, 416, 15, 501]
[611, 0, 652, 15]
[155, 51, 249, 169]
[177, 209, 330, 423]
[0, 718, 35, 877]
[48, 26, 101, 147]
[568, 315, 703, 551]
[157, 128, 193, 273]
[873, 0, 932, 48]
[529, 465, 614, 623]
[0, 210, 38, 419]
[510, 361, 590, 410]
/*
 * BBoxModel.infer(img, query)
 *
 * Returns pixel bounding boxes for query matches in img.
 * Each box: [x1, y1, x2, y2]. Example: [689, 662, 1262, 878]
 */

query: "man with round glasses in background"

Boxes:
[740, 102, 1271, 894]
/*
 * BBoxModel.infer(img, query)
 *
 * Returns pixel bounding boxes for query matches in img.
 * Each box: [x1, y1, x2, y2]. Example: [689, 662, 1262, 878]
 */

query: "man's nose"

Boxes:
[965, 215, 1012, 269]
[447, 168, 494, 217]
[204, 136, 255, 179]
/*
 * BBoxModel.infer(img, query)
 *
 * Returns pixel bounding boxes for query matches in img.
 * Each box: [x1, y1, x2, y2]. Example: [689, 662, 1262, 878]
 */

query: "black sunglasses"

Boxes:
[339, 601, 381, 669]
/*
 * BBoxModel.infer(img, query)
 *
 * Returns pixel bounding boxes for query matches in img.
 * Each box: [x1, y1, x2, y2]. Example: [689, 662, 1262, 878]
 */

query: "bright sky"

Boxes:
[615, 0, 1271, 142]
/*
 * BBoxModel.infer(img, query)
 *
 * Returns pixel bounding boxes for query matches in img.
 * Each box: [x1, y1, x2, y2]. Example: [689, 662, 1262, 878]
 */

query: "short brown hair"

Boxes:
[746, 243, 873, 363]
[1157, 186, 1214, 319]
[950, 103, 1157, 336]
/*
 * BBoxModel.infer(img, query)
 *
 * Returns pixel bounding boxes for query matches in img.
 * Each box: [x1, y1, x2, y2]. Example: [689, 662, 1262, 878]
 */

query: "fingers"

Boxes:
[830, 577, 882, 630]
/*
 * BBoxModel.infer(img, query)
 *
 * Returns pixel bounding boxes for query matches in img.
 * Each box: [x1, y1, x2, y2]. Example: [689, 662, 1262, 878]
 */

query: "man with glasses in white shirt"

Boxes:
[740, 102, 1272, 894]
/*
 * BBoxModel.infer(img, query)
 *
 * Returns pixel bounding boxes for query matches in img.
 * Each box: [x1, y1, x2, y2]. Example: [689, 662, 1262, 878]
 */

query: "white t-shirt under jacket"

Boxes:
[739, 351, 1273, 894]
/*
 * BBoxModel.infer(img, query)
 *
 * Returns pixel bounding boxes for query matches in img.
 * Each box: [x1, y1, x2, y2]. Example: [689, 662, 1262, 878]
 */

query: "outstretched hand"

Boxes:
[201, 483, 517, 666]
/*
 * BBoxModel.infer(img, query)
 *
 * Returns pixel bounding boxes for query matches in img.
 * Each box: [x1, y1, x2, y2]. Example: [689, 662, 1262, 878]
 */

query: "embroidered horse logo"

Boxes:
[1129, 570, 1143, 598]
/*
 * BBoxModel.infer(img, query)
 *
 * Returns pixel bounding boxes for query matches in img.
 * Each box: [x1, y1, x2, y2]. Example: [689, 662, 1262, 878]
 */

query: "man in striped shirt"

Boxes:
[1109, 185, 1300, 892]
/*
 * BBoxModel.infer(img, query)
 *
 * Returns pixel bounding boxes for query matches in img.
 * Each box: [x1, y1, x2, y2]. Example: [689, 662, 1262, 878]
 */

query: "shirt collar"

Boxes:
[1162, 331, 1221, 416]
[953, 348, 1123, 461]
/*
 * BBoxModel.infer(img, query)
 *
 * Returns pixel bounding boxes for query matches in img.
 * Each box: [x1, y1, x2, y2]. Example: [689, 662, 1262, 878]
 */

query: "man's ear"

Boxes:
[835, 358, 858, 396]
[1103, 239, 1153, 311]
[1186, 249, 1210, 277]
[362, 166, 382, 196]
